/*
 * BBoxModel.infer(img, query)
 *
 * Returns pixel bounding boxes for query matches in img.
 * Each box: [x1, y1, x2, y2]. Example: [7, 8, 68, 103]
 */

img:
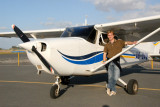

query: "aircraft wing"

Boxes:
[0, 28, 65, 38]
[87, 27, 160, 72]
[95, 15, 160, 42]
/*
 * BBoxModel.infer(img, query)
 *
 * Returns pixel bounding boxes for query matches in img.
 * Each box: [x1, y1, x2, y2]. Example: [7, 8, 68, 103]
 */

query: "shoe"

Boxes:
[106, 88, 111, 96]
[110, 91, 116, 96]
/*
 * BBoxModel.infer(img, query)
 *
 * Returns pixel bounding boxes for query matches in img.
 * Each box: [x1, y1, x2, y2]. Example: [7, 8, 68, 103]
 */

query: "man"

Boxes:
[103, 30, 136, 96]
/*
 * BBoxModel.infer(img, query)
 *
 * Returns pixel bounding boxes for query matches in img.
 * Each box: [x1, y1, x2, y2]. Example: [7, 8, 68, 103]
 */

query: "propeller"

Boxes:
[12, 24, 53, 73]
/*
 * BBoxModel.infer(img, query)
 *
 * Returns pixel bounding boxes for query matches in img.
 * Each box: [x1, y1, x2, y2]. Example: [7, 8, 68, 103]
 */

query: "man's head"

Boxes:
[107, 30, 115, 41]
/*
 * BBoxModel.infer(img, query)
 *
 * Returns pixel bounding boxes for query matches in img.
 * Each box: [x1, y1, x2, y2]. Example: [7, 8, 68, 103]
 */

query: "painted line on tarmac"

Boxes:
[0, 65, 33, 66]
[0, 80, 53, 85]
[0, 80, 160, 91]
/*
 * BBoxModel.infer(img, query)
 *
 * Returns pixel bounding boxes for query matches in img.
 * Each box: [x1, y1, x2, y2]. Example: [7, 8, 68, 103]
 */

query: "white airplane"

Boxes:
[0, 15, 160, 99]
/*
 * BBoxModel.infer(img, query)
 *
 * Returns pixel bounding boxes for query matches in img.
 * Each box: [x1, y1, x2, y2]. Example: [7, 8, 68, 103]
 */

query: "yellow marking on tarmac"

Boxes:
[18, 52, 20, 66]
[0, 80, 53, 85]
[0, 52, 25, 55]
[76, 84, 106, 88]
[0, 80, 160, 91]
[139, 88, 160, 91]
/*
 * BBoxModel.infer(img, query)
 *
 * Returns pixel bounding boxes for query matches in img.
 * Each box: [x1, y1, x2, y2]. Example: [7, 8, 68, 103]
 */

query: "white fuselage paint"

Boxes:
[20, 37, 157, 76]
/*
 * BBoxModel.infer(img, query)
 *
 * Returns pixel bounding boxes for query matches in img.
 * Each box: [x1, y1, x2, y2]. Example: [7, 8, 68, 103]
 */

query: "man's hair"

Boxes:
[107, 30, 114, 35]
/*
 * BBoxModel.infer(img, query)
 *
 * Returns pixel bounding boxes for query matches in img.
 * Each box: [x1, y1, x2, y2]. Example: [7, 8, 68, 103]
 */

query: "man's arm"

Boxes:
[103, 52, 107, 64]
[125, 41, 137, 45]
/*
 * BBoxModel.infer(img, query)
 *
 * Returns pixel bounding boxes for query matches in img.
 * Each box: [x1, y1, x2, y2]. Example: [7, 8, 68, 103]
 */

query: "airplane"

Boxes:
[0, 15, 160, 99]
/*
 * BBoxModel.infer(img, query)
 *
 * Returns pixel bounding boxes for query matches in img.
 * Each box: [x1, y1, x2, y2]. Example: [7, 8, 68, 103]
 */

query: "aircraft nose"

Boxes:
[19, 42, 34, 51]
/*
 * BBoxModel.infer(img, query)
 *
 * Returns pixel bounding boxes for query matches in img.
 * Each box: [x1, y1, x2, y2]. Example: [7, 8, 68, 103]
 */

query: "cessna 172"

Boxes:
[0, 15, 160, 99]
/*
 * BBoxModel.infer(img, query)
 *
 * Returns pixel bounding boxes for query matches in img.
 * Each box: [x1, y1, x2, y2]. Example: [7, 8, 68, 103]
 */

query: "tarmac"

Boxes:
[0, 54, 160, 107]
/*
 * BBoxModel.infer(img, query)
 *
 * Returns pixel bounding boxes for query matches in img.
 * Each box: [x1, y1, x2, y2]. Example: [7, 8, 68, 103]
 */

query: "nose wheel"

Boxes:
[50, 76, 61, 99]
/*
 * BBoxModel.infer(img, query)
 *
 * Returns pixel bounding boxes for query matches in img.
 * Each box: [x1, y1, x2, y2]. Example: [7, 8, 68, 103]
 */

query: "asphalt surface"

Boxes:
[0, 54, 160, 107]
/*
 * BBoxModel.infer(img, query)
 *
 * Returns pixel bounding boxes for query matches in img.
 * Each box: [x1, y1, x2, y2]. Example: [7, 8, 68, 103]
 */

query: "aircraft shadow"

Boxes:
[70, 64, 160, 85]
[59, 64, 160, 98]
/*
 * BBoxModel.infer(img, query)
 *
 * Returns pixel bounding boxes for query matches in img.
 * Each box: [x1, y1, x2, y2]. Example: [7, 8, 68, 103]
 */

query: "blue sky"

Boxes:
[0, 0, 160, 49]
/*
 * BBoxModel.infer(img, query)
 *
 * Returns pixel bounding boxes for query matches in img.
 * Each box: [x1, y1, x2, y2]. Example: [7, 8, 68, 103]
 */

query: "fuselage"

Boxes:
[18, 25, 158, 76]
[20, 37, 153, 76]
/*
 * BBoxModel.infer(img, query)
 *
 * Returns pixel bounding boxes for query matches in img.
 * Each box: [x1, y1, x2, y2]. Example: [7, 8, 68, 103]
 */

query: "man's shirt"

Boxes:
[103, 39, 125, 58]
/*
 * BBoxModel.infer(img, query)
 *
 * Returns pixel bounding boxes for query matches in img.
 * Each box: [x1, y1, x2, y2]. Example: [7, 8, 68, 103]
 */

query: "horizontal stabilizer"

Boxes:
[149, 54, 160, 61]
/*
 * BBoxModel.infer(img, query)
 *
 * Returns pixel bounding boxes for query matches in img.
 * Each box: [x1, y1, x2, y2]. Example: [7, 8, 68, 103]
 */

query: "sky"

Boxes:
[0, 0, 160, 49]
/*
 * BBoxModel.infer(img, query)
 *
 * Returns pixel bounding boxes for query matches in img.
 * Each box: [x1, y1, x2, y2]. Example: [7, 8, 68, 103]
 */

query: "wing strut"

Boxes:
[87, 27, 160, 72]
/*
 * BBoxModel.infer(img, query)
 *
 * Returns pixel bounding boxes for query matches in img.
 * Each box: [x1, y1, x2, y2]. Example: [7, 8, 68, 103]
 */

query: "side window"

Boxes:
[99, 33, 108, 46]
[41, 43, 47, 52]
[99, 33, 119, 46]
[87, 29, 97, 44]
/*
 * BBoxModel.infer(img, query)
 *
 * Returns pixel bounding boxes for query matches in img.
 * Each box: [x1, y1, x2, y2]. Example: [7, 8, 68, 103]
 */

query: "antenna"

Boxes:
[85, 15, 88, 26]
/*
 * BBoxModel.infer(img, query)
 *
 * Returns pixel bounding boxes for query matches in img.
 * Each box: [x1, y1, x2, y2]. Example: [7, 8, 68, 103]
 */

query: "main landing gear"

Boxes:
[118, 78, 138, 95]
[50, 76, 71, 99]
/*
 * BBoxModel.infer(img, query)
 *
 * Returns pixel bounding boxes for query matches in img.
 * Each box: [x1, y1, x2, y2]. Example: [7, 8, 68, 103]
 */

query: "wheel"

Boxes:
[50, 84, 60, 99]
[127, 79, 138, 95]
[60, 76, 70, 85]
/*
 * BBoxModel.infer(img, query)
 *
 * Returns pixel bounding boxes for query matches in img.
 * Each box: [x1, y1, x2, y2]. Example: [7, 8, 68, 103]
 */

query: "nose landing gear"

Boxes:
[50, 76, 61, 99]
[50, 76, 72, 99]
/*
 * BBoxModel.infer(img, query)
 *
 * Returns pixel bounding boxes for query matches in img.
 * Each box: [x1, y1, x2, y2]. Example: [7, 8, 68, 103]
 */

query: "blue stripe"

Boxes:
[58, 50, 103, 60]
[62, 53, 103, 65]
[59, 50, 136, 65]
[12, 51, 25, 53]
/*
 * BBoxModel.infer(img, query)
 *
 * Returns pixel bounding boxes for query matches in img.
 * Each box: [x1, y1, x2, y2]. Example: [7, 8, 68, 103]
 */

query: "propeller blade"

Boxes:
[12, 24, 30, 43]
[32, 46, 51, 72]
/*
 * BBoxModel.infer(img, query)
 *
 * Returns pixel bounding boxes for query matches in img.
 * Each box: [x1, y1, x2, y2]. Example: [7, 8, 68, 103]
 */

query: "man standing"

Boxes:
[103, 31, 136, 96]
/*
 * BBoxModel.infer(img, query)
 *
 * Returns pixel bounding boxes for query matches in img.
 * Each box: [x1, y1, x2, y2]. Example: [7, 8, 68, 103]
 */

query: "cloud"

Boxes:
[41, 18, 74, 28]
[0, 27, 8, 30]
[42, 21, 73, 28]
[121, 4, 160, 20]
[85, 0, 160, 21]
[41, 18, 84, 28]
[86, 0, 146, 12]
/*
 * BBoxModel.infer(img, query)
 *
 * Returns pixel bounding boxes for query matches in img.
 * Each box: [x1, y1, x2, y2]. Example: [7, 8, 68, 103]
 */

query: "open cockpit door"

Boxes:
[99, 33, 108, 46]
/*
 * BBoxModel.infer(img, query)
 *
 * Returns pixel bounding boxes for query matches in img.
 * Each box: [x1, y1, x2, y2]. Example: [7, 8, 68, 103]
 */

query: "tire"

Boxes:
[127, 79, 138, 95]
[50, 84, 60, 99]
[61, 76, 70, 85]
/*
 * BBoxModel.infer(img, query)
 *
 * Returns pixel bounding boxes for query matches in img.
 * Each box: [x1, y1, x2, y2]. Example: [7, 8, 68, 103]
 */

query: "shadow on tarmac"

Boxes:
[70, 64, 160, 85]
[58, 64, 160, 97]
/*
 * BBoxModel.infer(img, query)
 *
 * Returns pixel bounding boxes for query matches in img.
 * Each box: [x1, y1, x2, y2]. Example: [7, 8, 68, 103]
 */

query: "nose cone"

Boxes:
[19, 42, 34, 51]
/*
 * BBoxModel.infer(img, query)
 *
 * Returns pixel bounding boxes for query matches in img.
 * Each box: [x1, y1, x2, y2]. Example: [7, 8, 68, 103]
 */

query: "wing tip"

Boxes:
[11, 24, 15, 29]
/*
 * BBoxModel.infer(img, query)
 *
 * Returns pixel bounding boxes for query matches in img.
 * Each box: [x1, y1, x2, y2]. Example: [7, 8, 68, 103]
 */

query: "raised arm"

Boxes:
[125, 41, 137, 45]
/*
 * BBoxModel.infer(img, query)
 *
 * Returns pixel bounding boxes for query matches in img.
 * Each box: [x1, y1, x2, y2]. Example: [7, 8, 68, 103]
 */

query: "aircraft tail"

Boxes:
[153, 41, 160, 54]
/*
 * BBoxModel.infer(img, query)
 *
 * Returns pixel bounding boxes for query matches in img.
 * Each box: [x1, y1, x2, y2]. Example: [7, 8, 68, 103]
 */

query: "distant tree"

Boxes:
[10, 46, 23, 50]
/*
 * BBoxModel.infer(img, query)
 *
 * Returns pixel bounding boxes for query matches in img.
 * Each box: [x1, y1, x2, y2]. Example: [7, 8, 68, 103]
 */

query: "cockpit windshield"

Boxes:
[60, 25, 97, 44]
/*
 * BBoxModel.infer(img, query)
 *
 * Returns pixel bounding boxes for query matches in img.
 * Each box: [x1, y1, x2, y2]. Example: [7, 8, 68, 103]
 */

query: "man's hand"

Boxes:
[103, 61, 106, 64]
[103, 53, 107, 64]
[133, 41, 137, 44]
